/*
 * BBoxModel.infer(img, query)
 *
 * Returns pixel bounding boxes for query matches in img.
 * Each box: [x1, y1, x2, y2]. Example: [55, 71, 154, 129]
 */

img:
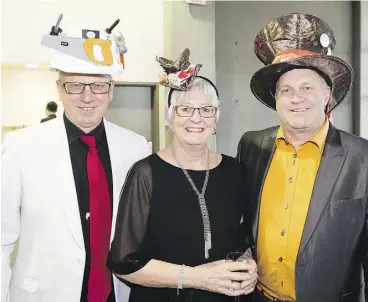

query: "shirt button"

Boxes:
[288, 177, 293, 183]
[281, 230, 285, 236]
[279, 257, 283, 262]
[293, 153, 297, 158]
[284, 203, 289, 209]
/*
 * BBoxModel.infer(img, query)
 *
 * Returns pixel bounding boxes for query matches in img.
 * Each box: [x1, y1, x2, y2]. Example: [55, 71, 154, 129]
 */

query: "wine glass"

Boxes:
[226, 251, 250, 262]
[226, 252, 251, 302]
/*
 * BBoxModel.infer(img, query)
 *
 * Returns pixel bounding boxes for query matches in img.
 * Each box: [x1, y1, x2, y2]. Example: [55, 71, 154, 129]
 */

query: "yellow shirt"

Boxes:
[257, 120, 329, 301]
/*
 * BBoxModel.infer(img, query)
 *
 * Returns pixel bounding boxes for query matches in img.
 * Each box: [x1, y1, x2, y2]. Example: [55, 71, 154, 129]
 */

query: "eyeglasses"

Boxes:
[59, 81, 112, 94]
[174, 105, 218, 118]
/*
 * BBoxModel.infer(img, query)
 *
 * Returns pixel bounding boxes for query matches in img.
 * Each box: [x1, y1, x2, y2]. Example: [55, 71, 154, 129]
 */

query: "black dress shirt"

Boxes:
[63, 114, 115, 302]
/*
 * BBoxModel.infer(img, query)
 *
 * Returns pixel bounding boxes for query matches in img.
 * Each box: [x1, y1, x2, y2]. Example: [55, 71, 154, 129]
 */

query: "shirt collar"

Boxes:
[63, 113, 107, 145]
[276, 119, 329, 152]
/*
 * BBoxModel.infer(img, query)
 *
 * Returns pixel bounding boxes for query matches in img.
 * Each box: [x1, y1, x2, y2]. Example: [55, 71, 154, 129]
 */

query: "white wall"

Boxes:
[1, 67, 61, 127]
[167, 1, 216, 83]
[215, 1, 353, 156]
[1, 0, 164, 83]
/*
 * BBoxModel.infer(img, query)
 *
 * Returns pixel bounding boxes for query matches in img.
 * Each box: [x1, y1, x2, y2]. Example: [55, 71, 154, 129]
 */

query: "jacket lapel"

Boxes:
[297, 124, 347, 257]
[52, 118, 85, 251]
[252, 131, 277, 242]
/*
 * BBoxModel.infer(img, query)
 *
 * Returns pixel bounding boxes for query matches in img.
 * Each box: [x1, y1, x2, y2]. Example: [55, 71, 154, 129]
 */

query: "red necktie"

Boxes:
[81, 136, 112, 302]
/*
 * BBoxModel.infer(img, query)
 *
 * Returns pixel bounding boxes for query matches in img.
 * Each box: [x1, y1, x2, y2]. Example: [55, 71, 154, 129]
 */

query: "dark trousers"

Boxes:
[247, 289, 291, 302]
[252, 290, 272, 302]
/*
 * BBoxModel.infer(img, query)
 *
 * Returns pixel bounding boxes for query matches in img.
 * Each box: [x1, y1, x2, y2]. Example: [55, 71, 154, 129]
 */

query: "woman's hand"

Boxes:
[186, 259, 258, 296]
[239, 258, 258, 295]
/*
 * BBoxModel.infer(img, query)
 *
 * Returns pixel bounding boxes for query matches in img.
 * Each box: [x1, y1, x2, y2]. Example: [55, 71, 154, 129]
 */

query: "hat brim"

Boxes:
[49, 52, 122, 77]
[250, 55, 353, 114]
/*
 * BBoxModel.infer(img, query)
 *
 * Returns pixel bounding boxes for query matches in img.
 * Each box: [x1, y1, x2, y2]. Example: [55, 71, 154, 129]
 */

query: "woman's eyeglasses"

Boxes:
[174, 105, 217, 118]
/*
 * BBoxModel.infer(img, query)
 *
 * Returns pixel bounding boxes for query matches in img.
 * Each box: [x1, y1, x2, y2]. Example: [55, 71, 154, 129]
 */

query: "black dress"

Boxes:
[107, 154, 253, 302]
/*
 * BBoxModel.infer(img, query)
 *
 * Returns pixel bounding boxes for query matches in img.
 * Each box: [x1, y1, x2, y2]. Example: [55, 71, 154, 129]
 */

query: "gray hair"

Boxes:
[167, 77, 220, 121]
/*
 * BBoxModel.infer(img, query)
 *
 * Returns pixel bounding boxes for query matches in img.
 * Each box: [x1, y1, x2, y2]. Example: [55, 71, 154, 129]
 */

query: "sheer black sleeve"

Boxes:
[107, 157, 153, 275]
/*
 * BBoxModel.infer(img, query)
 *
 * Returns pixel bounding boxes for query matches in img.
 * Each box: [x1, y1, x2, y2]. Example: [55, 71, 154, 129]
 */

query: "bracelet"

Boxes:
[177, 264, 185, 296]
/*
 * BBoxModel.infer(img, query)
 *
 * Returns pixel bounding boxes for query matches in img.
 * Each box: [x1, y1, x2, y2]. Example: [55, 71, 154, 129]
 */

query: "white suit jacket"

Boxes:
[1, 117, 150, 302]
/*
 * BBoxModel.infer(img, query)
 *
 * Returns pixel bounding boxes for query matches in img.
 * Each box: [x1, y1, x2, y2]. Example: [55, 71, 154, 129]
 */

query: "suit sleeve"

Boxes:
[107, 159, 152, 275]
[362, 140, 368, 300]
[236, 133, 251, 164]
[235, 135, 244, 162]
[236, 133, 256, 256]
[364, 194, 368, 300]
[1, 134, 22, 302]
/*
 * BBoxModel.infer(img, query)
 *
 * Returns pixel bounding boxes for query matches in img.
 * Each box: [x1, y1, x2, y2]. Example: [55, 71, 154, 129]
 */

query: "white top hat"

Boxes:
[41, 14, 127, 77]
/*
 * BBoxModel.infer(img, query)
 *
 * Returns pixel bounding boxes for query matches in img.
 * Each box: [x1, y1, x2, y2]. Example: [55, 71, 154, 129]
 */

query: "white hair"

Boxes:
[167, 77, 220, 121]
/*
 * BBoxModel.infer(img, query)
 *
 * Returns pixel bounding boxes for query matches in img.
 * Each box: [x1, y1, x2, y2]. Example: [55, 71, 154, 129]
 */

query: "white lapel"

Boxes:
[51, 118, 85, 252]
[104, 120, 121, 242]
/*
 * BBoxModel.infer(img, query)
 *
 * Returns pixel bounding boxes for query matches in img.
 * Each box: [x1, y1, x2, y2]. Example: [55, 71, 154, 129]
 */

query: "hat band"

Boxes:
[272, 49, 319, 64]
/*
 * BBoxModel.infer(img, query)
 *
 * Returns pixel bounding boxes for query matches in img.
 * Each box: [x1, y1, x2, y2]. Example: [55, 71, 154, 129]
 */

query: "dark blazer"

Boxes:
[236, 123, 368, 302]
[40, 114, 57, 123]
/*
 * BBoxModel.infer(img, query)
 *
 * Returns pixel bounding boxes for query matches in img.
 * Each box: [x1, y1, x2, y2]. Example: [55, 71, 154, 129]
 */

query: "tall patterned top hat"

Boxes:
[41, 14, 127, 76]
[250, 13, 353, 114]
[156, 48, 219, 107]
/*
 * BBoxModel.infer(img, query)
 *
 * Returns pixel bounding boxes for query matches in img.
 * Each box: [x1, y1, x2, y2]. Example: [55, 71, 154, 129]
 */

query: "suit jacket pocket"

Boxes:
[333, 196, 365, 205]
[330, 197, 366, 226]
[10, 272, 38, 293]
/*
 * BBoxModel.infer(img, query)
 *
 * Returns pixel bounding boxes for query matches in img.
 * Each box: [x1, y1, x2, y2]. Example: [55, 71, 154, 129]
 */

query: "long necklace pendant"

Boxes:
[207, 233, 212, 250]
[171, 146, 213, 260]
[205, 243, 209, 259]
[205, 237, 211, 259]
